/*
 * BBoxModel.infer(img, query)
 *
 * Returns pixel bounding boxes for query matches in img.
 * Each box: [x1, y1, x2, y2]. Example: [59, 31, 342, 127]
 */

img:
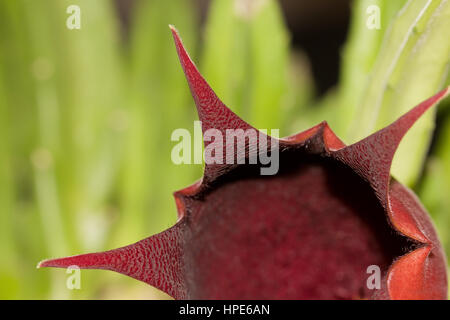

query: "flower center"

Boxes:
[184, 152, 416, 299]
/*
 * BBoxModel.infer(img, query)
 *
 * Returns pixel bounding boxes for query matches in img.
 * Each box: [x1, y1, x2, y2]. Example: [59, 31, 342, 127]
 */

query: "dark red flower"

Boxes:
[38, 27, 449, 300]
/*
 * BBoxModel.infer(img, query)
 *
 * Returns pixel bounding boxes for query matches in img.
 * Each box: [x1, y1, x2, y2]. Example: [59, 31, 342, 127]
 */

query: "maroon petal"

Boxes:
[39, 224, 187, 299]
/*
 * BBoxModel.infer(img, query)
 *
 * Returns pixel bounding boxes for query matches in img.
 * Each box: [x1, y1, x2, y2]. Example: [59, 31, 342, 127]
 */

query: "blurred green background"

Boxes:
[0, 0, 449, 299]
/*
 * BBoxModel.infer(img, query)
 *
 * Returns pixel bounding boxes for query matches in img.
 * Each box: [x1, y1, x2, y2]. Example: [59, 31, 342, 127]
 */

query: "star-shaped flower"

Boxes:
[38, 27, 449, 300]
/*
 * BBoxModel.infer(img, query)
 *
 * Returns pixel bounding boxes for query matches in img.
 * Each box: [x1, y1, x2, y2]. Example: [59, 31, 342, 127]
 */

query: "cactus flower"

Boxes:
[38, 27, 449, 300]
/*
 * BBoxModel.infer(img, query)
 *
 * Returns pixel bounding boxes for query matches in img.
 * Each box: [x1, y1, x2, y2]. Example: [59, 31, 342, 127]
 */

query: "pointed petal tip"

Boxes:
[36, 256, 75, 269]
[37, 258, 56, 269]
[441, 85, 450, 99]
[391, 86, 450, 138]
[334, 87, 450, 207]
[422, 86, 450, 110]
[36, 256, 77, 269]
[170, 24, 188, 60]
[170, 25, 254, 141]
[36, 253, 108, 270]
[169, 24, 178, 36]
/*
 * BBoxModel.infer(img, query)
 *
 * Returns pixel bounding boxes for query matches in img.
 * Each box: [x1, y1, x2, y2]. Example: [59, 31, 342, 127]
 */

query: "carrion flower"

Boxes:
[38, 27, 449, 300]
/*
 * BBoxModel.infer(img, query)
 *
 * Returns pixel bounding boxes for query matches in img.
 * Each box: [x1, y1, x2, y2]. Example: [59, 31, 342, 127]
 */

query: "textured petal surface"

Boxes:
[39, 223, 187, 299]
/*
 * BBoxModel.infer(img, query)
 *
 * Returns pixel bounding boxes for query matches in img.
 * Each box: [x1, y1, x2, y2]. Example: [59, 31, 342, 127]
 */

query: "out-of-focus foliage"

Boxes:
[201, 0, 313, 134]
[117, 0, 199, 250]
[350, 0, 450, 187]
[291, 0, 409, 136]
[0, 0, 169, 299]
[0, 0, 449, 299]
[335, 0, 408, 135]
